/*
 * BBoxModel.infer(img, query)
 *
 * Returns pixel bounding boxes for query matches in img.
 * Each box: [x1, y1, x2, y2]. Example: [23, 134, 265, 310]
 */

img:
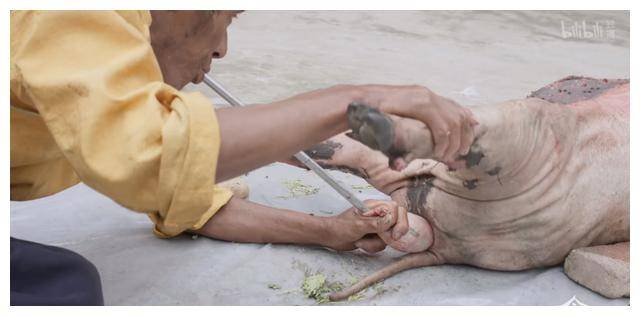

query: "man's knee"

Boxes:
[59, 248, 104, 305]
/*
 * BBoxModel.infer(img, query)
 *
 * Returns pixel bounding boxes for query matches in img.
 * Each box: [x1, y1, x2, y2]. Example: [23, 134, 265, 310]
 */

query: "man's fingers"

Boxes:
[362, 208, 385, 217]
[374, 209, 397, 233]
[361, 200, 392, 217]
[392, 206, 409, 240]
[443, 118, 461, 163]
[354, 235, 387, 253]
[458, 118, 475, 157]
[426, 118, 450, 160]
[447, 159, 467, 171]
[359, 200, 403, 236]
[455, 107, 476, 157]
[359, 201, 398, 233]
[466, 107, 479, 126]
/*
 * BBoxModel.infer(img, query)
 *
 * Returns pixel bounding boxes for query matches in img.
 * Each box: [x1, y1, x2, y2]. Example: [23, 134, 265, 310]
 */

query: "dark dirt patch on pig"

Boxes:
[463, 179, 479, 190]
[486, 166, 502, 176]
[406, 176, 434, 215]
[458, 145, 485, 168]
[304, 140, 343, 160]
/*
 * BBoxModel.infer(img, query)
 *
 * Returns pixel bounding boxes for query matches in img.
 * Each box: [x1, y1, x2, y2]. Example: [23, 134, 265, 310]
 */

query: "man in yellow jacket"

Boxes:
[10, 10, 476, 305]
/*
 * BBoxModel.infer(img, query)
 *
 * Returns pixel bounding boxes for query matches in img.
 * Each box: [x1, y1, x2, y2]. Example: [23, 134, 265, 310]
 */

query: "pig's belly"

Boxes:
[420, 83, 629, 271]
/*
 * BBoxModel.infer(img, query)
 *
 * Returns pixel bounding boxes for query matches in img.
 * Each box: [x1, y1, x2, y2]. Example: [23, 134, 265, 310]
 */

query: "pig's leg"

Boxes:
[329, 251, 445, 301]
[563, 242, 629, 298]
[290, 133, 418, 195]
[346, 103, 436, 168]
[300, 133, 372, 179]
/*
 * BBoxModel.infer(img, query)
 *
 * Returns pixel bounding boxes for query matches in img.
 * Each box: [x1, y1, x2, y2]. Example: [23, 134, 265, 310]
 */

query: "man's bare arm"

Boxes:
[193, 197, 401, 253]
[215, 84, 477, 181]
[215, 85, 358, 181]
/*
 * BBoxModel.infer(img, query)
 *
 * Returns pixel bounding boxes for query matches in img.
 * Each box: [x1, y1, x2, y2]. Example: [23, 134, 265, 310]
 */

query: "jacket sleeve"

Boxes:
[10, 10, 233, 237]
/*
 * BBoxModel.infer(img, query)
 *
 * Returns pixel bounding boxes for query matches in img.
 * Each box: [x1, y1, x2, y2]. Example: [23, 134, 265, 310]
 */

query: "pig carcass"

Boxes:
[301, 76, 629, 300]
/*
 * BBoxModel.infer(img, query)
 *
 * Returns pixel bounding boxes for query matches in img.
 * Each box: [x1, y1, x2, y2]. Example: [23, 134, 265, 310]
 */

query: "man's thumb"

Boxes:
[372, 212, 395, 233]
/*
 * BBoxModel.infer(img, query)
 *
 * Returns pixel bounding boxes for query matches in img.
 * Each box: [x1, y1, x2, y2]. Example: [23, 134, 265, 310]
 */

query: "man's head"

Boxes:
[149, 10, 241, 89]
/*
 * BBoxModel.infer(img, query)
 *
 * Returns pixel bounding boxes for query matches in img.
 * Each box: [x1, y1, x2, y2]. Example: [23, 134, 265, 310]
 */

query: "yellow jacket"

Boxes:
[10, 10, 232, 237]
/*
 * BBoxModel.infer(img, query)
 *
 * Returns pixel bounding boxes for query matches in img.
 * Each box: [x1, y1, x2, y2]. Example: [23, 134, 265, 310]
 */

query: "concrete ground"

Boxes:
[10, 11, 630, 305]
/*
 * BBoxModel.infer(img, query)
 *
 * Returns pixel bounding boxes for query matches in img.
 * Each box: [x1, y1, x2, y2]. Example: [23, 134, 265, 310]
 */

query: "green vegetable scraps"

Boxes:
[278, 179, 320, 199]
[348, 291, 365, 301]
[301, 273, 368, 303]
[345, 276, 366, 302]
[351, 184, 374, 190]
[301, 274, 342, 303]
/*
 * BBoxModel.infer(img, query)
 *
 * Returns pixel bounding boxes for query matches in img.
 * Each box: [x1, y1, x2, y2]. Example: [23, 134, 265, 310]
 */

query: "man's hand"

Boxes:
[359, 85, 477, 165]
[323, 200, 409, 253]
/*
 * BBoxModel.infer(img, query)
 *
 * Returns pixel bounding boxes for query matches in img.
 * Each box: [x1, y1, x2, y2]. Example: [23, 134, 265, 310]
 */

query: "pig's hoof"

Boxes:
[346, 102, 395, 154]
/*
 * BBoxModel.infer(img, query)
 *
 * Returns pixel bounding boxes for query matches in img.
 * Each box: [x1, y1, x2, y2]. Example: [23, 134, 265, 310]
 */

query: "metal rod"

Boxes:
[202, 74, 369, 213]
